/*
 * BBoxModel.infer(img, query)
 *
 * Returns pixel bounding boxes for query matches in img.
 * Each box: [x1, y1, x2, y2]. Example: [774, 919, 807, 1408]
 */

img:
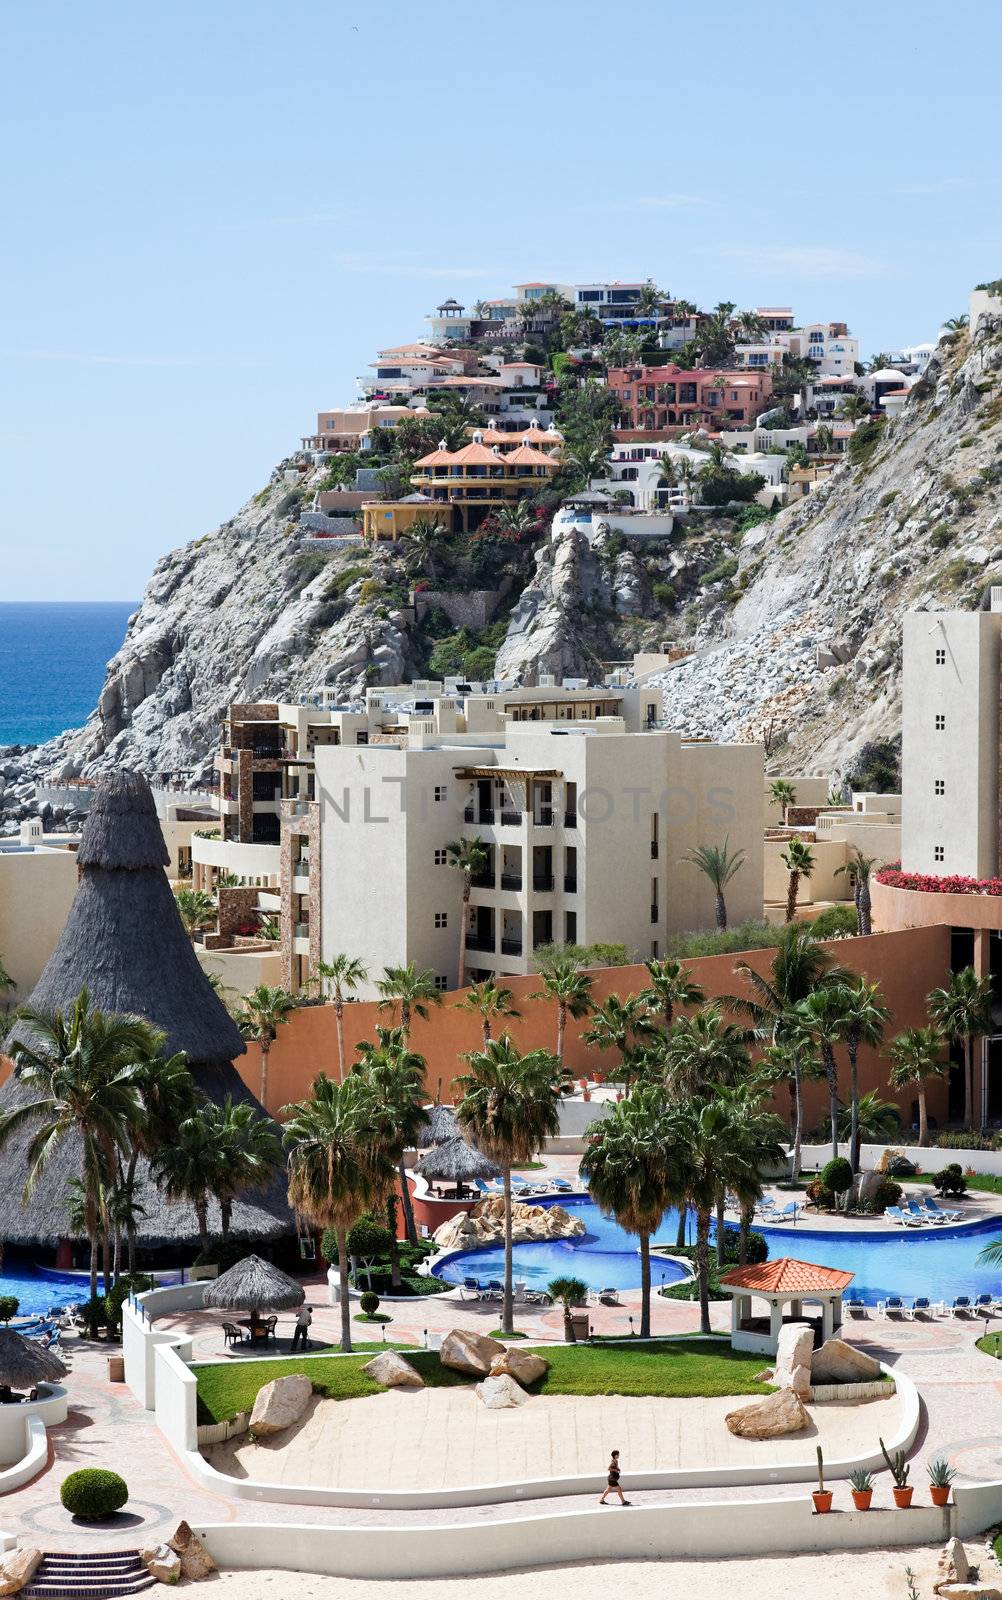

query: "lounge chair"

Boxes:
[877, 1296, 906, 1318]
[909, 1296, 935, 1317]
[885, 1206, 923, 1228]
[773, 1202, 798, 1224]
[923, 1195, 962, 1223]
[950, 1296, 972, 1316]
[460, 1277, 485, 1301]
[755, 1196, 776, 1216]
[485, 1280, 504, 1302]
[973, 1293, 995, 1315]
[523, 1286, 551, 1306]
[906, 1199, 938, 1226]
[551, 1179, 573, 1193]
[598, 1287, 622, 1305]
[845, 1295, 866, 1317]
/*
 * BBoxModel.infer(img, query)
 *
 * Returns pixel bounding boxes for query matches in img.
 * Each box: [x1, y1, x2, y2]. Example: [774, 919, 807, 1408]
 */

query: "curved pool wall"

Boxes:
[432, 1195, 1002, 1305]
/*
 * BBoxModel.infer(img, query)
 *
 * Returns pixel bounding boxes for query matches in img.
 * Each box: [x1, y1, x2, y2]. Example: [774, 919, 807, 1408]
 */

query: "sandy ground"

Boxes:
[204, 1544, 947, 1599]
[207, 1388, 901, 1491]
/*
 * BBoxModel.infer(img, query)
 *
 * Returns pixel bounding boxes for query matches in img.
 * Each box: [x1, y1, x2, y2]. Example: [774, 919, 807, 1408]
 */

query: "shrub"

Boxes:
[703, 556, 739, 586]
[60, 1469, 129, 1520]
[871, 1179, 903, 1213]
[359, 1290, 380, 1316]
[0, 1297, 19, 1325]
[664, 921, 783, 959]
[806, 1179, 835, 1209]
[102, 1274, 154, 1335]
[847, 416, 887, 469]
[929, 523, 954, 548]
[820, 1157, 853, 1196]
[934, 1130, 994, 1151]
[344, 1215, 394, 1262]
[810, 904, 859, 940]
[934, 1163, 967, 1197]
[652, 581, 677, 607]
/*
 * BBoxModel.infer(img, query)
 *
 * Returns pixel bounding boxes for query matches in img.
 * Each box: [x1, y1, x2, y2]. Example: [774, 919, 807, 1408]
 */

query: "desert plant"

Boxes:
[879, 1436, 910, 1487]
[60, 1469, 129, 1519]
[927, 1457, 956, 1487]
[848, 1467, 874, 1492]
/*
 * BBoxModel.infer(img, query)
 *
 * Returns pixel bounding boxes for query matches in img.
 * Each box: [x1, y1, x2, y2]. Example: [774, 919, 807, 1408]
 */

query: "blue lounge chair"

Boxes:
[485, 1280, 504, 1302]
[974, 1293, 995, 1314]
[950, 1296, 972, 1316]
[773, 1202, 798, 1224]
[845, 1295, 866, 1317]
[460, 1277, 484, 1301]
[551, 1179, 573, 1193]
[909, 1296, 934, 1317]
[923, 1195, 962, 1223]
[906, 1200, 937, 1225]
[877, 1295, 905, 1318]
[886, 1206, 923, 1228]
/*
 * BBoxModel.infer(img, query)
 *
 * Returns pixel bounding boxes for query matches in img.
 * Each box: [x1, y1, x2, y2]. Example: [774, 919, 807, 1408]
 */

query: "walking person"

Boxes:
[290, 1303, 313, 1352]
[599, 1449, 629, 1505]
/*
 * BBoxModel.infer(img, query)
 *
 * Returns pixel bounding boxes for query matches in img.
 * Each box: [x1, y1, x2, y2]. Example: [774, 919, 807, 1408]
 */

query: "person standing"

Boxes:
[291, 1303, 313, 1352]
[599, 1449, 629, 1505]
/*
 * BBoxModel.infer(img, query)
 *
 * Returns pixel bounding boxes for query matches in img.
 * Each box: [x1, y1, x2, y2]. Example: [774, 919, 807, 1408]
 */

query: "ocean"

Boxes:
[0, 602, 137, 748]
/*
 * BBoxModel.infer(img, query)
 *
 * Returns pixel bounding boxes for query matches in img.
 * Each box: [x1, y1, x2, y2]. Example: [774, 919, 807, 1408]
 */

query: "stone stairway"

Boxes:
[23, 1550, 155, 1598]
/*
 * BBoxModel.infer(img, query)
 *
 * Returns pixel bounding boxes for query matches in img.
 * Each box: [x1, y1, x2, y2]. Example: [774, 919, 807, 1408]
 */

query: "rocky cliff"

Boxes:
[4, 312, 1002, 827]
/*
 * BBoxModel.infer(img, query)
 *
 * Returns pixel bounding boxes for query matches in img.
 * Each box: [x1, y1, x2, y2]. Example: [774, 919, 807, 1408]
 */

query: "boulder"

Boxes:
[168, 1522, 216, 1581]
[433, 1199, 585, 1252]
[934, 1539, 971, 1593]
[249, 1373, 313, 1436]
[140, 1544, 181, 1586]
[936, 1588, 1002, 1599]
[725, 1387, 810, 1439]
[489, 1348, 548, 1387]
[362, 1351, 424, 1389]
[810, 1338, 882, 1385]
[476, 1373, 531, 1409]
[0, 1546, 42, 1596]
[773, 1322, 814, 1396]
[440, 1328, 506, 1377]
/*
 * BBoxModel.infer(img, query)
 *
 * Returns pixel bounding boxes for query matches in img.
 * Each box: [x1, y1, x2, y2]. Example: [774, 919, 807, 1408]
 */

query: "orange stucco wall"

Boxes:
[873, 876, 1002, 932]
[239, 924, 953, 1131]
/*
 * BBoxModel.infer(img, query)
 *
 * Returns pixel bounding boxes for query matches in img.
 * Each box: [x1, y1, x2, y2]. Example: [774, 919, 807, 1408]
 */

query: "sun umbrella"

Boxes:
[0, 1328, 67, 1390]
[416, 1103, 460, 1148]
[201, 1254, 305, 1317]
[414, 1136, 500, 1195]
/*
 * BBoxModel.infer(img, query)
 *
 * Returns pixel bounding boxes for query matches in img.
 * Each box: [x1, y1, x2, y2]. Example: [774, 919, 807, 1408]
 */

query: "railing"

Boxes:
[534, 810, 553, 827]
[466, 934, 496, 953]
[294, 922, 310, 939]
[563, 812, 576, 829]
[500, 808, 521, 826]
[564, 876, 578, 894]
[471, 872, 494, 889]
[500, 937, 523, 956]
[500, 872, 522, 891]
[463, 805, 475, 822]
[533, 874, 555, 892]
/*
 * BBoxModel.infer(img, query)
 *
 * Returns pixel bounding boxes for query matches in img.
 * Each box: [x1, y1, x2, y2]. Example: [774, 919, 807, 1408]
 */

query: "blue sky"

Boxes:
[2, 0, 1000, 600]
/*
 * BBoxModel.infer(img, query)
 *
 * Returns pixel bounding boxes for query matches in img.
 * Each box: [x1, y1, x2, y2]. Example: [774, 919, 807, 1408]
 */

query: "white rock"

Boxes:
[361, 1351, 424, 1388]
[810, 1338, 881, 1384]
[249, 1373, 313, 1436]
[725, 1387, 810, 1439]
[773, 1322, 814, 1395]
[0, 1547, 42, 1596]
[140, 1544, 182, 1585]
[168, 1522, 216, 1581]
[440, 1329, 506, 1377]
[489, 1348, 548, 1386]
[476, 1373, 531, 1409]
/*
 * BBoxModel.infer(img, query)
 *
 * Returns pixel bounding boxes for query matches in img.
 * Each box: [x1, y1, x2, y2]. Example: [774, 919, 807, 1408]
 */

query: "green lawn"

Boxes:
[193, 1339, 771, 1425]
[976, 1332, 1002, 1361]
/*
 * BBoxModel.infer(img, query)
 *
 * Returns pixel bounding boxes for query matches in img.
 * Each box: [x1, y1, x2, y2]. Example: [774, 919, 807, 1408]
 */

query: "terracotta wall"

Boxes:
[239, 924, 954, 1131]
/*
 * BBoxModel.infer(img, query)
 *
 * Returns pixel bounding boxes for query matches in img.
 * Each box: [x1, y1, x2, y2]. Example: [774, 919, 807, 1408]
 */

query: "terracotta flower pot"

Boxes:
[812, 1490, 833, 1514]
[851, 1489, 873, 1511]
[930, 1485, 950, 1506]
[892, 1485, 914, 1508]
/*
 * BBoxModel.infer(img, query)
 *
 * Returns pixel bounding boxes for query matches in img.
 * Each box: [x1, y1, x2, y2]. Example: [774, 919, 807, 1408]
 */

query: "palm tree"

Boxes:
[682, 838, 746, 930]
[736, 310, 768, 341]
[635, 281, 664, 318]
[641, 957, 705, 1027]
[795, 984, 855, 1160]
[664, 1006, 752, 1258]
[731, 923, 836, 1177]
[237, 985, 299, 1104]
[455, 1037, 569, 1336]
[781, 838, 816, 923]
[928, 967, 995, 1130]
[284, 1072, 396, 1351]
[834, 848, 879, 937]
[205, 1096, 282, 1240]
[582, 993, 657, 1081]
[889, 1025, 948, 1147]
[457, 980, 520, 1047]
[943, 315, 969, 332]
[400, 518, 448, 582]
[376, 963, 443, 1037]
[664, 1093, 751, 1332]
[1, 991, 150, 1311]
[714, 1080, 787, 1265]
[491, 500, 537, 540]
[566, 443, 609, 490]
[531, 951, 593, 1063]
[150, 1110, 221, 1256]
[836, 1090, 901, 1146]
[656, 456, 677, 499]
[120, 1039, 197, 1270]
[311, 954, 369, 1081]
[839, 978, 890, 1170]
[814, 424, 835, 455]
[837, 394, 870, 423]
[353, 1031, 427, 1277]
[446, 836, 490, 987]
[0, 956, 14, 1007]
[769, 779, 797, 822]
[580, 1086, 673, 1336]
[173, 888, 216, 942]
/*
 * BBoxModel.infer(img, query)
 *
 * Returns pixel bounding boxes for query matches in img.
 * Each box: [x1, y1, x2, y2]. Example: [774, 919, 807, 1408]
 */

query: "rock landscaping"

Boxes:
[725, 1386, 810, 1439]
[361, 1351, 424, 1388]
[439, 1329, 507, 1377]
[433, 1198, 585, 1251]
[248, 1373, 313, 1436]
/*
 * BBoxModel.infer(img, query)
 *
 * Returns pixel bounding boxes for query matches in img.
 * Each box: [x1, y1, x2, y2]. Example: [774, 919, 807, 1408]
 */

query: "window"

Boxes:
[434, 785, 447, 801]
[935, 714, 946, 731]
[434, 975, 448, 992]
[934, 780, 945, 796]
[434, 849, 448, 865]
[434, 911, 448, 928]
[935, 648, 946, 665]
[934, 846, 945, 863]
[565, 911, 577, 943]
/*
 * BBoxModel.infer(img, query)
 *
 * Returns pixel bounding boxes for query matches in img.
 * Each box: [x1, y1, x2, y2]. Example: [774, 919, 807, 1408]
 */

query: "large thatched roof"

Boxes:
[0, 1329, 67, 1387]
[202, 1254, 305, 1312]
[0, 770, 292, 1249]
[415, 1103, 459, 1148]
[414, 1136, 499, 1182]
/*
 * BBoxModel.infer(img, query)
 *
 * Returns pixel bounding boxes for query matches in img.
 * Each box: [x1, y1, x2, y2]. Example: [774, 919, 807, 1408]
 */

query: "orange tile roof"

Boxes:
[505, 444, 559, 467]
[719, 1257, 854, 1294]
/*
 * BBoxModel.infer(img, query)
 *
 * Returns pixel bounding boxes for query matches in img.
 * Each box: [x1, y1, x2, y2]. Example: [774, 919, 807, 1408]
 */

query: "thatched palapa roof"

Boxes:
[414, 1136, 500, 1183]
[201, 1254, 305, 1313]
[0, 1329, 67, 1387]
[415, 1103, 459, 1148]
[0, 770, 292, 1249]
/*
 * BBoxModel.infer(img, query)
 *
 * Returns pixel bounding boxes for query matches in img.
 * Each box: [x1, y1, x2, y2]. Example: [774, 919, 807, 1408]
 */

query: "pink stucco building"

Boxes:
[607, 364, 774, 431]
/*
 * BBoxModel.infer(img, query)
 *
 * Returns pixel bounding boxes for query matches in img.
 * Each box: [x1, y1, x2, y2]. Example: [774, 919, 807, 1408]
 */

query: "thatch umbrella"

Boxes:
[0, 1329, 67, 1400]
[414, 1136, 500, 1197]
[201, 1254, 304, 1334]
[0, 771, 292, 1249]
[416, 1103, 459, 1148]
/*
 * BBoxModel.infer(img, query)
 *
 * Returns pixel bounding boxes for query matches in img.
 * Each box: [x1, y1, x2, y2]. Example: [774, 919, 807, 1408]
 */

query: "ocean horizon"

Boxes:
[0, 601, 137, 748]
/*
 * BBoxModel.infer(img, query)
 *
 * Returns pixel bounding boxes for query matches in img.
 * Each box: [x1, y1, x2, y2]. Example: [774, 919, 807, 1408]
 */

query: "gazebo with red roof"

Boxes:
[718, 1257, 854, 1355]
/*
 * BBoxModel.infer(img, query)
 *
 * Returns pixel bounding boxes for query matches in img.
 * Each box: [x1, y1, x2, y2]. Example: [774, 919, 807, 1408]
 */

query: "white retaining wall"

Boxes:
[798, 1141, 1002, 1177]
[0, 1417, 48, 1496]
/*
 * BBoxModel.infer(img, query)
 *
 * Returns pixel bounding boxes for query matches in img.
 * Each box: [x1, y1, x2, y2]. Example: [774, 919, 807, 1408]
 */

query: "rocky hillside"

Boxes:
[3, 311, 1001, 827]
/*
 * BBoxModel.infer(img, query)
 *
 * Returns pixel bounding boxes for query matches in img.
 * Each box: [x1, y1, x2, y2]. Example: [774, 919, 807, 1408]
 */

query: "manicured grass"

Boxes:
[193, 1338, 771, 1424]
[356, 1312, 394, 1324]
[976, 1332, 1002, 1362]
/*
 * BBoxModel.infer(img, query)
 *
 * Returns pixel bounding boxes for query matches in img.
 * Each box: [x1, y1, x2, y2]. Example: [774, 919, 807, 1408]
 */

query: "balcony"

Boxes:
[533, 809, 553, 828]
[533, 874, 555, 892]
[500, 936, 523, 956]
[471, 870, 495, 889]
[500, 808, 521, 826]
[651, 841, 659, 859]
[563, 875, 578, 894]
[564, 812, 576, 829]
[466, 934, 496, 953]
[500, 872, 522, 891]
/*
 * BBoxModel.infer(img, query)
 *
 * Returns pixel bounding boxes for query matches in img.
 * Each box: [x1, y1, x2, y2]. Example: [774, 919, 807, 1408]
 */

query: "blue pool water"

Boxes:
[432, 1196, 1002, 1306]
[0, 1267, 94, 1318]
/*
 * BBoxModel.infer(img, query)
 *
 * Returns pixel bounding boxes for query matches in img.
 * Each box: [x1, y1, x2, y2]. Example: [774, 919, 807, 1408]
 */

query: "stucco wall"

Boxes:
[0, 847, 78, 1004]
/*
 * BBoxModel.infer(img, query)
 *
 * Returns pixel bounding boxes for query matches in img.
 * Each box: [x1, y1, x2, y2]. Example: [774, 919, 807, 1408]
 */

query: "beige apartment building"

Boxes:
[0, 822, 79, 1004]
[313, 718, 764, 995]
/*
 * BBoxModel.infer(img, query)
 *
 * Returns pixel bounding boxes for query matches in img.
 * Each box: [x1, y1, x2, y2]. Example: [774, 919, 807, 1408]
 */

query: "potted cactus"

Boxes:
[927, 1457, 956, 1507]
[812, 1446, 832, 1514]
[848, 1467, 874, 1510]
[880, 1436, 913, 1507]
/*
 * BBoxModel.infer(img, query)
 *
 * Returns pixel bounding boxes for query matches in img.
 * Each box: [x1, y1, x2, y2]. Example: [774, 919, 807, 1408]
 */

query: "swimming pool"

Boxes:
[0, 1266, 94, 1318]
[431, 1195, 1002, 1306]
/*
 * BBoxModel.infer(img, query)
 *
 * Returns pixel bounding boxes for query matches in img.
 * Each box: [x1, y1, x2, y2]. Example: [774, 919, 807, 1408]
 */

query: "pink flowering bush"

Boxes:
[876, 863, 1002, 896]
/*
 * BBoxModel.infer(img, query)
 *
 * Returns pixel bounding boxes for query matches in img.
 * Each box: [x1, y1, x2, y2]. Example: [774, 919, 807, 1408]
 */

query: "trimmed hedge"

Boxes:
[60, 1469, 129, 1520]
